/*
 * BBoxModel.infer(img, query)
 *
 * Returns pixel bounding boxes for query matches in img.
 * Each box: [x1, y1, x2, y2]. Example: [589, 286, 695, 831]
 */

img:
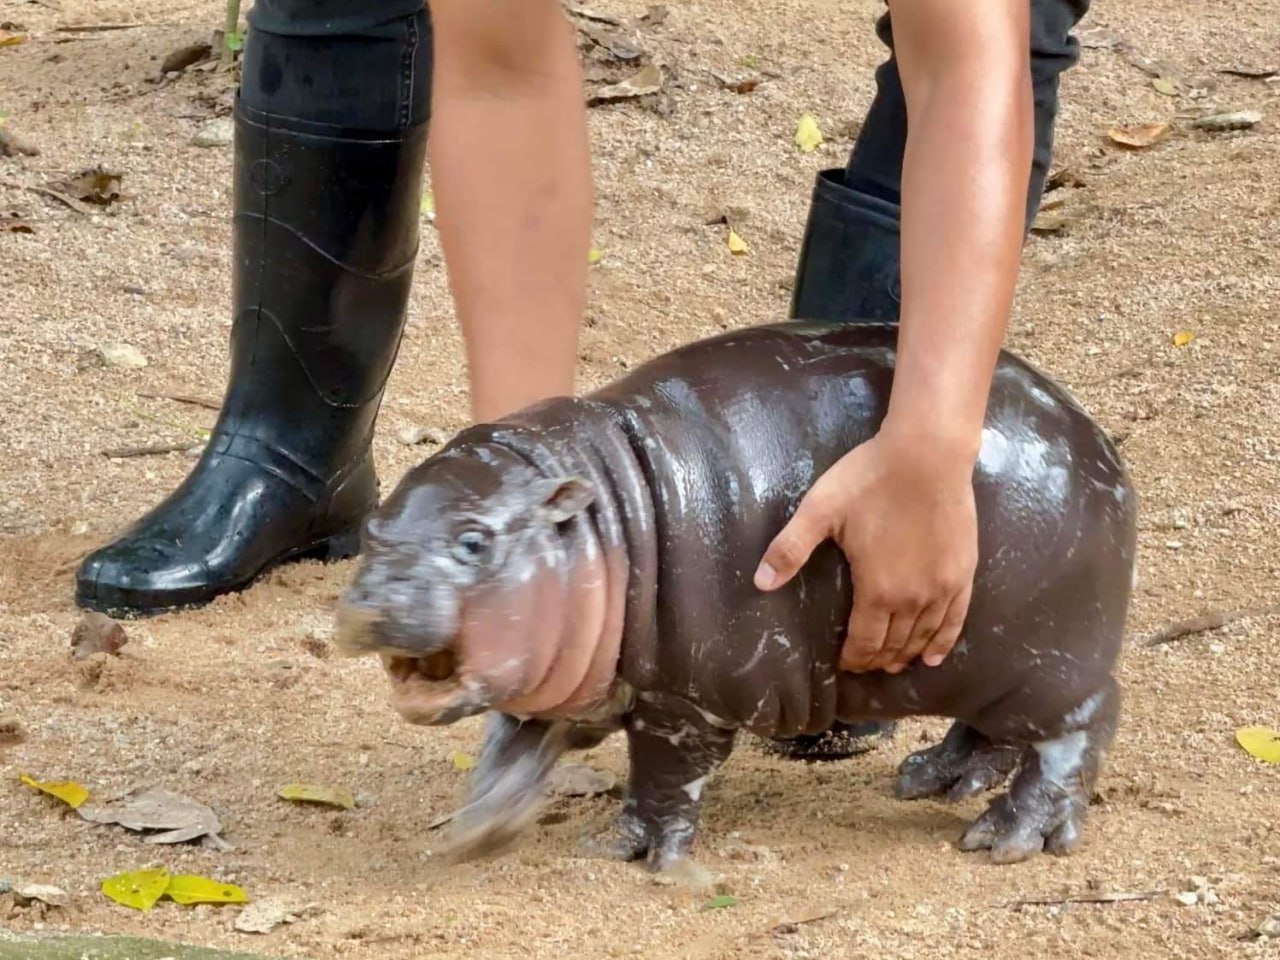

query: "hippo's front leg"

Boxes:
[585, 694, 736, 873]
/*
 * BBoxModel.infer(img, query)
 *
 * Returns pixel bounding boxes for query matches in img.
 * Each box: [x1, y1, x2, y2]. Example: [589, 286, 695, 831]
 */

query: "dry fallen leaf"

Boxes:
[420, 190, 435, 220]
[1172, 330, 1196, 347]
[70, 611, 128, 660]
[1191, 110, 1263, 132]
[1107, 121, 1171, 149]
[710, 70, 761, 94]
[165, 875, 248, 906]
[795, 114, 824, 153]
[101, 868, 171, 912]
[727, 229, 750, 255]
[48, 167, 123, 205]
[1236, 727, 1280, 764]
[19, 773, 90, 809]
[548, 763, 617, 798]
[235, 896, 318, 934]
[78, 786, 228, 847]
[98, 343, 148, 369]
[1045, 167, 1087, 191]
[11, 884, 69, 908]
[278, 783, 355, 810]
[589, 63, 662, 104]
[1031, 211, 1072, 236]
[1152, 77, 1179, 96]
[1, 210, 34, 234]
[565, 4, 623, 26]
[1218, 66, 1279, 80]
[0, 31, 26, 47]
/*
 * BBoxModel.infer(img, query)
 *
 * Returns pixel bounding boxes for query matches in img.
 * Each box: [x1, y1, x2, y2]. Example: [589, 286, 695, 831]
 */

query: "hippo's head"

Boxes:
[333, 441, 610, 726]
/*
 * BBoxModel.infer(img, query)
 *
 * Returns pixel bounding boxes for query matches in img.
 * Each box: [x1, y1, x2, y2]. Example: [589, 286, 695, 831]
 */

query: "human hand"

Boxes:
[753, 426, 979, 673]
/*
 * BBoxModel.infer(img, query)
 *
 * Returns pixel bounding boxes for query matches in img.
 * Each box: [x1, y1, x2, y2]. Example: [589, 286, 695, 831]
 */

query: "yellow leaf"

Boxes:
[1107, 121, 1171, 149]
[165, 875, 248, 906]
[1152, 77, 1178, 96]
[727, 229, 749, 255]
[419, 191, 435, 218]
[588, 247, 604, 265]
[452, 751, 476, 772]
[101, 868, 171, 912]
[0, 33, 28, 48]
[19, 773, 90, 809]
[1172, 330, 1195, 347]
[794, 114, 824, 153]
[1236, 727, 1280, 764]
[278, 783, 355, 810]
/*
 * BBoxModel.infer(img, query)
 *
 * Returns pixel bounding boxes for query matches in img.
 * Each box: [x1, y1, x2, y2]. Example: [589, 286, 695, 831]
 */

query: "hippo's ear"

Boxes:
[535, 476, 596, 523]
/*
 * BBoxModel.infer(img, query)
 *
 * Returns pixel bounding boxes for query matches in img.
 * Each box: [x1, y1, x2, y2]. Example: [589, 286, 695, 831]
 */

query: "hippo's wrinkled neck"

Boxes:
[453, 399, 658, 714]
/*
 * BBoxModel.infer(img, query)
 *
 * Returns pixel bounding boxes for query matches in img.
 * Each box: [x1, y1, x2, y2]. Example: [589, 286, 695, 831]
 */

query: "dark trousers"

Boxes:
[239, 0, 1090, 310]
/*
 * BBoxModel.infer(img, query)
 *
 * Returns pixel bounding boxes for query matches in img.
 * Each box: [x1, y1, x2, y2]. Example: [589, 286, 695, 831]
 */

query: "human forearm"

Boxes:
[428, 0, 593, 423]
[881, 0, 1034, 463]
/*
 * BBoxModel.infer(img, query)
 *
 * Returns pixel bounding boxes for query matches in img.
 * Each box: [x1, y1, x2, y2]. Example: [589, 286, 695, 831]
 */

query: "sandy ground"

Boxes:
[2, 0, 1279, 957]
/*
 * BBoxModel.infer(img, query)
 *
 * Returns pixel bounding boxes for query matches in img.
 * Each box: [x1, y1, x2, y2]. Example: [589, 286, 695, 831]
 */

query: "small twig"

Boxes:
[101, 441, 203, 459]
[1002, 890, 1165, 908]
[1138, 605, 1280, 647]
[426, 808, 459, 831]
[136, 390, 220, 411]
[53, 23, 145, 32]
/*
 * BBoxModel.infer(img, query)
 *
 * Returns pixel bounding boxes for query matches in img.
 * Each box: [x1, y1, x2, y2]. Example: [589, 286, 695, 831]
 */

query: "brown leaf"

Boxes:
[47, 167, 123, 206]
[1107, 121, 1171, 149]
[70, 612, 128, 660]
[77, 786, 228, 848]
[1031, 211, 1072, 235]
[710, 70, 761, 94]
[588, 63, 663, 104]
[2, 210, 34, 234]
[160, 41, 212, 74]
[1045, 167, 1087, 191]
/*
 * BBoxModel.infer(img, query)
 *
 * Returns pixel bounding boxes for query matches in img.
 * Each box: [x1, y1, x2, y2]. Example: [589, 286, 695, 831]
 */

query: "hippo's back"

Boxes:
[587, 322, 1137, 737]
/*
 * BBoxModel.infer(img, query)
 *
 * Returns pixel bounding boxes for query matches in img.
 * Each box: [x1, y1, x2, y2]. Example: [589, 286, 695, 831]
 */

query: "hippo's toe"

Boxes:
[893, 721, 1021, 802]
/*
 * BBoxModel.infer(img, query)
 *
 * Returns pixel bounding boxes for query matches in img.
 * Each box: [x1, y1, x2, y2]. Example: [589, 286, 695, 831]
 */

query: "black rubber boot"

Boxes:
[768, 168, 904, 761]
[75, 100, 427, 615]
[789, 168, 902, 324]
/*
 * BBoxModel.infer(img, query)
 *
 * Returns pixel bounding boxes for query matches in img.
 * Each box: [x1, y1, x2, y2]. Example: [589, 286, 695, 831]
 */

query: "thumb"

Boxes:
[754, 495, 832, 592]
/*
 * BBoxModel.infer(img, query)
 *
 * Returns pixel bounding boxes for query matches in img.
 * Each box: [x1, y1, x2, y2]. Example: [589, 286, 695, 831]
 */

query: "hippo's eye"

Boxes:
[451, 525, 494, 566]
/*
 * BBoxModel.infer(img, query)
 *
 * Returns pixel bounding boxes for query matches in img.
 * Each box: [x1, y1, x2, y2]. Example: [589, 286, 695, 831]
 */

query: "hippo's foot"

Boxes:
[894, 722, 1022, 802]
[957, 684, 1120, 864]
[582, 694, 735, 875]
[443, 714, 573, 863]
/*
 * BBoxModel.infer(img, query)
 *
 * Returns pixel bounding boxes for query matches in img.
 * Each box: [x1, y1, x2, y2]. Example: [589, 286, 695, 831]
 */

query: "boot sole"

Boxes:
[74, 524, 363, 620]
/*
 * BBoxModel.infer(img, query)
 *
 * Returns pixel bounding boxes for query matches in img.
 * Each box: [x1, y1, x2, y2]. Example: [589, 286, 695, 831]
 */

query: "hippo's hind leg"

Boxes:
[894, 722, 1022, 802]
[958, 679, 1121, 864]
[583, 694, 735, 874]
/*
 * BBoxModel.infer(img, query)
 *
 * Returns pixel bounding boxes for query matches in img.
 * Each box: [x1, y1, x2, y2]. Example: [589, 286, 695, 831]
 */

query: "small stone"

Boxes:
[1209, 642, 1226, 654]
[1257, 916, 1280, 938]
[1175, 891, 1200, 907]
[70, 611, 129, 659]
[1187, 876, 1210, 891]
[1165, 540, 1183, 550]
[98, 343, 148, 369]
[396, 424, 444, 447]
[192, 117, 235, 148]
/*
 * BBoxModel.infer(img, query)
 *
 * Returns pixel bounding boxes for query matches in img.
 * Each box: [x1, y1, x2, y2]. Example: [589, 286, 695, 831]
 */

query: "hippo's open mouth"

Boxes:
[378, 649, 488, 725]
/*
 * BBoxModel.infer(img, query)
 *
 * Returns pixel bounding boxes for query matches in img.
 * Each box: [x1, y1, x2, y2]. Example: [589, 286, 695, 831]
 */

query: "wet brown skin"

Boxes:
[334, 321, 1139, 871]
